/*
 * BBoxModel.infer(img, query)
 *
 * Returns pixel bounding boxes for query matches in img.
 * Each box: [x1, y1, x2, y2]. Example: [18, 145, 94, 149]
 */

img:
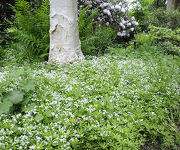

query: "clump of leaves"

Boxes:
[81, 27, 116, 55]
[134, 32, 155, 47]
[79, 6, 99, 40]
[149, 25, 180, 56]
[0, 68, 36, 114]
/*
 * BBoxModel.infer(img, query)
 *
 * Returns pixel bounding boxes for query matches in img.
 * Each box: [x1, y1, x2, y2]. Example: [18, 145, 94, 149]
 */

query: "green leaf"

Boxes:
[35, 114, 44, 122]
[44, 110, 52, 118]
[8, 69, 24, 78]
[20, 79, 36, 92]
[7, 91, 24, 104]
[0, 100, 13, 115]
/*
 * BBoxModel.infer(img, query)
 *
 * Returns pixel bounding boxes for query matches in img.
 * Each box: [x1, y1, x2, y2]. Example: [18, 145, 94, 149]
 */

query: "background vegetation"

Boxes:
[0, 0, 179, 149]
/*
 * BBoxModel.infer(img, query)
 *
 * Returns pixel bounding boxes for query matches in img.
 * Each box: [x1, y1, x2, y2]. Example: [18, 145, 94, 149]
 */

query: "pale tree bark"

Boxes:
[49, 0, 84, 65]
[167, 0, 180, 10]
[167, 0, 173, 10]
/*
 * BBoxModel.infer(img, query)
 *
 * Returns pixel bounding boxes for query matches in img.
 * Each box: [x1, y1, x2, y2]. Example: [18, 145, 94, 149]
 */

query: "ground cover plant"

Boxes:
[0, 0, 180, 149]
[0, 46, 179, 149]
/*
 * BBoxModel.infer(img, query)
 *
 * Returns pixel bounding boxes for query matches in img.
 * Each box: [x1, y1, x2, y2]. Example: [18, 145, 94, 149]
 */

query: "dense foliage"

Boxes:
[78, 0, 138, 38]
[0, 0, 15, 62]
[0, 1, 179, 149]
[131, 0, 180, 30]
[0, 45, 179, 149]
[0, 68, 36, 115]
[7, 0, 49, 62]
[149, 25, 180, 55]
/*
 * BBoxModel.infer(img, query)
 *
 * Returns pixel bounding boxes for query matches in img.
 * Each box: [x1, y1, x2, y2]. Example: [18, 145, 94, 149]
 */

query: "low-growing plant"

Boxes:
[0, 67, 36, 114]
[134, 32, 155, 46]
[0, 47, 179, 149]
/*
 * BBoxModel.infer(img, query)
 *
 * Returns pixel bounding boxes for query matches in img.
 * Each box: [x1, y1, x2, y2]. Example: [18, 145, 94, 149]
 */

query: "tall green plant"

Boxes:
[8, 0, 49, 62]
[78, 6, 99, 40]
[81, 27, 116, 55]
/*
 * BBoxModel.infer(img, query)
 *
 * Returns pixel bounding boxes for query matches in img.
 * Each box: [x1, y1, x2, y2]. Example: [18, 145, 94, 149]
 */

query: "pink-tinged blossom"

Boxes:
[115, 4, 121, 10]
[122, 25, 126, 29]
[132, 21, 139, 26]
[110, 6, 115, 10]
[119, 23, 124, 27]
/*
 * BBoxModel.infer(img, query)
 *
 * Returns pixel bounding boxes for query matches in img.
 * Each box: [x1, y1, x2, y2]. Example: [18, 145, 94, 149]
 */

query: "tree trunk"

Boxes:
[167, 0, 174, 10]
[49, 0, 84, 65]
[167, 0, 180, 10]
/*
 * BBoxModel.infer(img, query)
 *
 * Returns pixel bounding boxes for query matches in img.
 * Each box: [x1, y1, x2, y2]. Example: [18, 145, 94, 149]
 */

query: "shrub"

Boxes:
[148, 8, 180, 29]
[78, 0, 139, 39]
[81, 27, 116, 55]
[78, 5, 116, 56]
[131, 1, 180, 30]
[149, 25, 180, 55]
[134, 32, 155, 46]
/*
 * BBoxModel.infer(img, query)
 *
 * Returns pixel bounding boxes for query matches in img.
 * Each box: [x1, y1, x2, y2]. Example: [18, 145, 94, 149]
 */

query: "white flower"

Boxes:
[106, 22, 110, 26]
[29, 145, 36, 150]
[119, 23, 124, 27]
[130, 28, 134, 31]
[127, 22, 131, 27]
[103, 9, 109, 15]
[110, 6, 115, 10]
[122, 25, 126, 29]
[100, 3, 110, 8]
[121, 19, 126, 24]
[115, 4, 121, 10]
[117, 32, 124, 37]
[132, 21, 139, 26]
[121, 8, 125, 13]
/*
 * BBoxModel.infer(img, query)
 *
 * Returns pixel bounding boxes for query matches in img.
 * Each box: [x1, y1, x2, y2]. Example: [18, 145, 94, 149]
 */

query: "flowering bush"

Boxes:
[78, 0, 139, 38]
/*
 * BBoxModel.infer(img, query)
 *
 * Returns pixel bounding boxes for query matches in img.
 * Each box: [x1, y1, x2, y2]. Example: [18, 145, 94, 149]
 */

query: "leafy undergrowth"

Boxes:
[0, 47, 179, 150]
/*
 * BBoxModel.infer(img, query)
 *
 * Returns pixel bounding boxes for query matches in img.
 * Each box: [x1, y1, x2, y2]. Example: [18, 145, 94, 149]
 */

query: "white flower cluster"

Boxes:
[78, 0, 139, 37]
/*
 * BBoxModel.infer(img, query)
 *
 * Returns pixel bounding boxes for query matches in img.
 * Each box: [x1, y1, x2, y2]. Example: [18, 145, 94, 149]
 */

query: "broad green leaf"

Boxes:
[0, 100, 13, 114]
[20, 79, 36, 92]
[8, 69, 24, 78]
[7, 91, 24, 104]
[44, 110, 52, 118]
[35, 114, 44, 122]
